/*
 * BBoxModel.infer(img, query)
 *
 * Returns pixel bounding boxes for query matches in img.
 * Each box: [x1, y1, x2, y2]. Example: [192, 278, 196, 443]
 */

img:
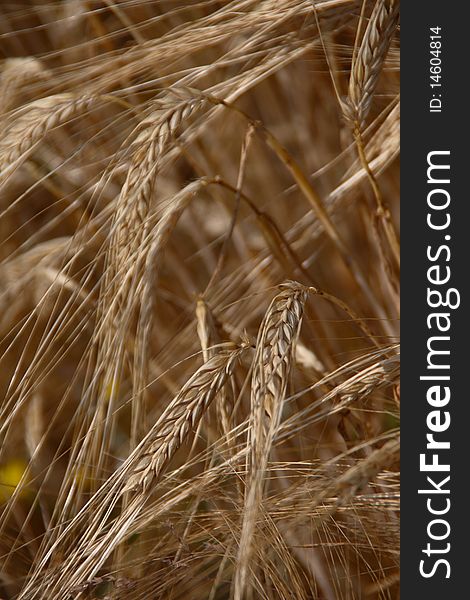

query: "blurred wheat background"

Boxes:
[0, 1, 400, 598]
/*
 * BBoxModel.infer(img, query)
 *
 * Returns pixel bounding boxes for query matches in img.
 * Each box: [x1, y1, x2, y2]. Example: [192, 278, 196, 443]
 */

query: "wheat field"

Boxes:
[0, 1, 400, 598]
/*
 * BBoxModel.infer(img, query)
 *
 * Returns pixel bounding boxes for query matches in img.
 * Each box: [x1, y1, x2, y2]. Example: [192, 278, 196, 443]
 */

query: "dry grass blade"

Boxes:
[131, 177, 213, 443]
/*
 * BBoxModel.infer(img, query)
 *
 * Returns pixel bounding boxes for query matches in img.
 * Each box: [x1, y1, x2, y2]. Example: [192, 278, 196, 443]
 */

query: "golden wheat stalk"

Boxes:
[234, 282, 308, 600]
[195, 296, 234, 438]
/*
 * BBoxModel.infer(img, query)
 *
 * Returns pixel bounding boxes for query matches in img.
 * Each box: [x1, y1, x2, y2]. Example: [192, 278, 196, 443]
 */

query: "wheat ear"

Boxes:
[0, 94, 96, 186]
[111, 92, 207, 264]
[124, 342, 246, 492]
[342, 1, 401, 270]
[344, 0, 399, 128]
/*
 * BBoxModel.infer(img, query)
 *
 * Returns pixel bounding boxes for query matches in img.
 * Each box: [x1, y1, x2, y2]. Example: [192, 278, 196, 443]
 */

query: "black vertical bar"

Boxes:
[402, 2, 469, 597]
